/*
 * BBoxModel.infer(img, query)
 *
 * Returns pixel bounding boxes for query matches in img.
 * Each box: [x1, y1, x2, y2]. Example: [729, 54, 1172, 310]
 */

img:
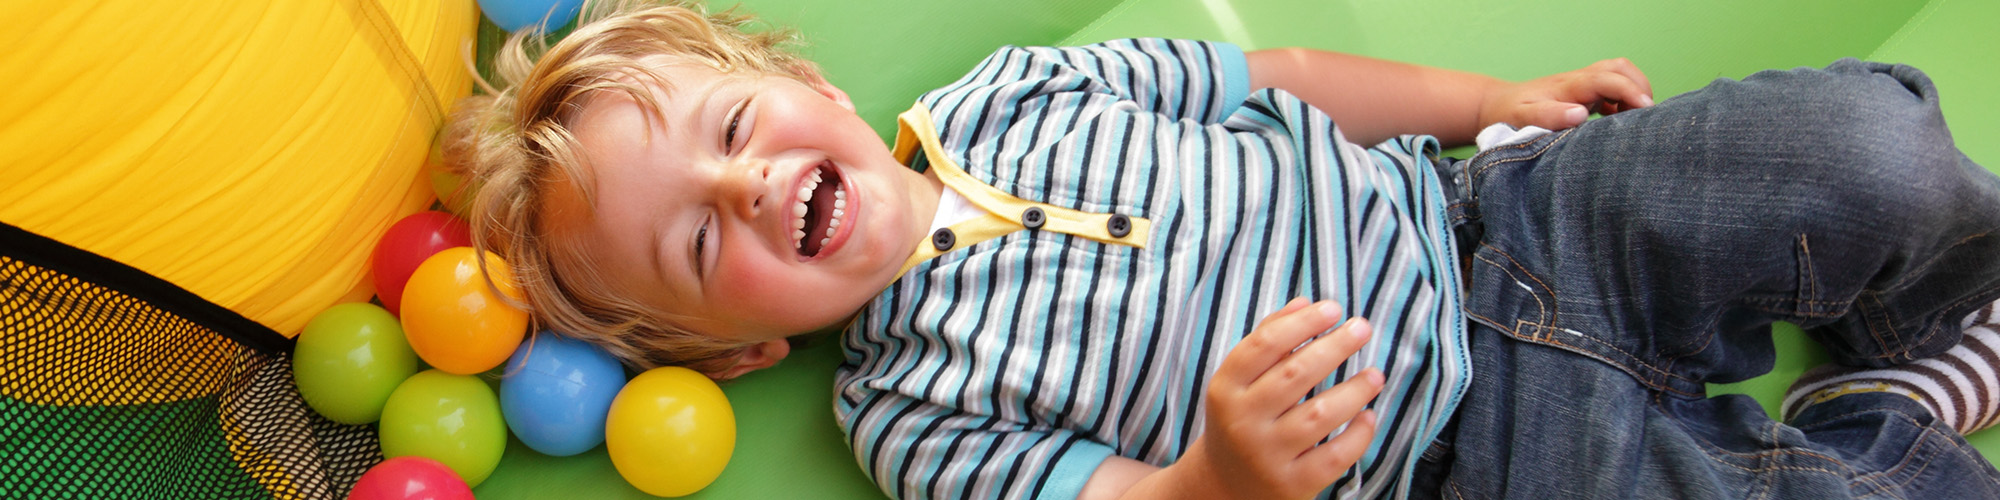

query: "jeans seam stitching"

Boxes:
[1792, 407, 1934, 496]
[1688, 426, 1849, 466]
[1878, 232, 1995, 294]
[1863, 276, 1995, 362]
[1874, 290, 2000, 361]
[1470, 128, 1575, 186]
[1471, 252, 1549, 340]
[1477, 244, 1560, 341]
[1742, 296, 1849, 318]
[1804, 235, 1819, 301]
[1874, 431, 1936, 497]
[1856, 420, 1950, 498]
[1754, 423, 1780, 500]
[1861, 291, 1902, 360]
[1476, 244, 1711, 396]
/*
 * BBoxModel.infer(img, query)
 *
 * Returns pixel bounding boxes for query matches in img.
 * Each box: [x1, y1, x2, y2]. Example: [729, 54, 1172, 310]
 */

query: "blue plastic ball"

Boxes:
[478, 0, 586, 32]
[500, 331, 627, 456]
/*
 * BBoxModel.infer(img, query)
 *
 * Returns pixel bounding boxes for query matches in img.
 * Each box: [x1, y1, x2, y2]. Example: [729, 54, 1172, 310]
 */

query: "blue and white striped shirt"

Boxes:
[835, 38, 1468, 500]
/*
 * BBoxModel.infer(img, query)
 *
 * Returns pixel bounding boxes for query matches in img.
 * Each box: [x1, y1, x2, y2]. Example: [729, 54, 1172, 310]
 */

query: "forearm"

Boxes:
[1247, 47, 1503, 147]
[1079, 455, 1226, 500]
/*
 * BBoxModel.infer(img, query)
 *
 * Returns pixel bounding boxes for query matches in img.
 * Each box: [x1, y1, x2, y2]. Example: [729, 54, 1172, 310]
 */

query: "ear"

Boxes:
[793, 63, 854, 112]
[713, 339, 791, 380]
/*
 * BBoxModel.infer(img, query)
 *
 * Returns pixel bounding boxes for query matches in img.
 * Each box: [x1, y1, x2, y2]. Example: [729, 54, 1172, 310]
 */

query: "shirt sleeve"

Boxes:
[918, 38, 1251, 125]
[837, 383, 1116, 500]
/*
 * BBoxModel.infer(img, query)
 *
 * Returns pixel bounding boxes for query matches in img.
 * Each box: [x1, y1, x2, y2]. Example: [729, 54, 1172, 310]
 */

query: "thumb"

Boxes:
[1516, 102, 1589, 130]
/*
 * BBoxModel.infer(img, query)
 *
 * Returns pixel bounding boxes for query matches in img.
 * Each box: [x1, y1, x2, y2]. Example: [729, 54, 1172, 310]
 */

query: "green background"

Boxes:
[471, 0, 2000, 498]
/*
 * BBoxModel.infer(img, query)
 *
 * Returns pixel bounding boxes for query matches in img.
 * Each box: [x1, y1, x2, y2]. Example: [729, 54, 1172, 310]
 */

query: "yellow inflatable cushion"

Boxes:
[0, 0, 476, 338]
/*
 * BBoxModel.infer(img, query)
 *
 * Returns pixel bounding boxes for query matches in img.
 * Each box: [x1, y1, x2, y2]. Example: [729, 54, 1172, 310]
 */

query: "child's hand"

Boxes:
[1479, 58, 1655, 132]
[1181, 298, 1384, 500]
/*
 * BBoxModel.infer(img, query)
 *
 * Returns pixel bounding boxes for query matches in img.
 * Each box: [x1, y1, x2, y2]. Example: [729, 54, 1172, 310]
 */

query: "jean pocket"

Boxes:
[1464, 242, 1708, 398]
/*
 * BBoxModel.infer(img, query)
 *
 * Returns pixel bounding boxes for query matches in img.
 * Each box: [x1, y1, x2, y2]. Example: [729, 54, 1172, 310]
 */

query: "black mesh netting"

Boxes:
[0, 222, 380, 499]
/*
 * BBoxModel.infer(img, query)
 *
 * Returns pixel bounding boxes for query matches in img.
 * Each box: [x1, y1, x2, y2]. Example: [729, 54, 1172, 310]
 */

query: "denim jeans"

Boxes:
[1411, 59, 2000, 499]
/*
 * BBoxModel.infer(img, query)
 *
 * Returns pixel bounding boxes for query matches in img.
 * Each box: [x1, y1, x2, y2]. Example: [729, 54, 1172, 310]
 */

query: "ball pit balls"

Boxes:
[293, 303, 417, 425]
[370, 211, 471, 316]
[348, 456, 474, 500]
[400, 247, 527, 375]
[479, 0, 586, 32]
[500, 331, 627, 457]
[605, 367, 735, 497]
[424, 138, 476, 217]
[379, 370, 507, 488]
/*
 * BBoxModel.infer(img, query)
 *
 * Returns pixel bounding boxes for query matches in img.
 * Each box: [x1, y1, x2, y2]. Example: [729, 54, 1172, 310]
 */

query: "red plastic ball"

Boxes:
[371, 211, 472, 315]
[347, 456, 474, 500]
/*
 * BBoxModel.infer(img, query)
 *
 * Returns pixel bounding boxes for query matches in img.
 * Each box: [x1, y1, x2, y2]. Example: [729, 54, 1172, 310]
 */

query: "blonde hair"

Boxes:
[440, 0, 814, 374]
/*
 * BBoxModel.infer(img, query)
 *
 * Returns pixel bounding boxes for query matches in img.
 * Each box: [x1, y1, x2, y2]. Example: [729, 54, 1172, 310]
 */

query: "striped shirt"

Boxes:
[835, 38, 1468, 500]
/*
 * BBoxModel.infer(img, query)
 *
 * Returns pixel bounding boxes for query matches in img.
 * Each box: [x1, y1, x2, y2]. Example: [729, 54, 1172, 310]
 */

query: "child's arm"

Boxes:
[1247, 48, 1654, 146]
[1079, 299, 1383, 500]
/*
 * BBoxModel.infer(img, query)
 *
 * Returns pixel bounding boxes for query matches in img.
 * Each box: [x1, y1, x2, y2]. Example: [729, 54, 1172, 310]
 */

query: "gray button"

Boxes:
[1021, 207, 1046, 230]
[1107, 214, 1131, 238]
[932, 228, 956, 251]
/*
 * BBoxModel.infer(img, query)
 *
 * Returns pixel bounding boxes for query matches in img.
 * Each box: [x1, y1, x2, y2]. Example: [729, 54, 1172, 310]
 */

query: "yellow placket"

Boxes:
[892, 105, 1152, 278]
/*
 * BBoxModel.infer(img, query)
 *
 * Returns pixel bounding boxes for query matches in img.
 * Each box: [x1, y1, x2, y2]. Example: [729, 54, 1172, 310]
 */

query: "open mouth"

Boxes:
[791, 162, 846, 258]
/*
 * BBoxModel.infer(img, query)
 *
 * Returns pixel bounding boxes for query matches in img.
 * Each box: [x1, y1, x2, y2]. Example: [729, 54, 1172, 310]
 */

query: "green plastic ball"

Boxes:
[292, 302, 417, 425]
[379, 369, 508, 487]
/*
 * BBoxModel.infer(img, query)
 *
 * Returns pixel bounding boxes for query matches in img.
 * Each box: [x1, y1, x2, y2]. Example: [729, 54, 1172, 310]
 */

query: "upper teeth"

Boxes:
[793, 168, 849, 250]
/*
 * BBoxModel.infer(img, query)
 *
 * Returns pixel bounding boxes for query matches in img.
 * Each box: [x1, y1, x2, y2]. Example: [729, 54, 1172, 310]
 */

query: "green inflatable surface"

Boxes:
[471, 0, 2000, 498]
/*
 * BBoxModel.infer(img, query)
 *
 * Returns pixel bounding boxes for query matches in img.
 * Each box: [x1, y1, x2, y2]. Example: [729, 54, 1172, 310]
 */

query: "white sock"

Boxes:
[1781, 300, 2000, 435]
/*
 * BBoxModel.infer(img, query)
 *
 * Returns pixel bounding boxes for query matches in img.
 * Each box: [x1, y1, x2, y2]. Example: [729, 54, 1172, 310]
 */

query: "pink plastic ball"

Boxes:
[347, 456, 475, 500]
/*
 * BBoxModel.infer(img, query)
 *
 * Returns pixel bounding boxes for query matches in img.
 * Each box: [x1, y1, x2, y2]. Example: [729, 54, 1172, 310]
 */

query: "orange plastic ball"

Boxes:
[400, 247, 527, 374]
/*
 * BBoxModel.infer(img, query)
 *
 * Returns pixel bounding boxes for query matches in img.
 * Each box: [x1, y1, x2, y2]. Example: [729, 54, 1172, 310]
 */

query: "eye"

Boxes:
[723, 100, 746, 152]
[693, 217, 710, 279]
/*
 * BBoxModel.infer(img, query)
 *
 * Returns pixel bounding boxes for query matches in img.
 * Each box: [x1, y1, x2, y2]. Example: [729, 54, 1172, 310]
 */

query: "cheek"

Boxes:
[709, 251, 844, 334]
[712, 254, 796, 316]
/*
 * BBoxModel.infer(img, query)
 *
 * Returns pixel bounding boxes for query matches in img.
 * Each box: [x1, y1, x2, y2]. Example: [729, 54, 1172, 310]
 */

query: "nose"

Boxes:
[713, 157, 769, 217]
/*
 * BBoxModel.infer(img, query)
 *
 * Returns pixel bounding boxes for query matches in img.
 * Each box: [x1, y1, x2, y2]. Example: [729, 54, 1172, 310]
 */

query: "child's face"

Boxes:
[561, 59, 937, 348]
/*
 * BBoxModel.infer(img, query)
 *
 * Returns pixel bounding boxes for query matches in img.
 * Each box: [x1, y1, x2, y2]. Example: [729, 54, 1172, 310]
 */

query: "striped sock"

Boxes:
[1781, 301, 2000, 435]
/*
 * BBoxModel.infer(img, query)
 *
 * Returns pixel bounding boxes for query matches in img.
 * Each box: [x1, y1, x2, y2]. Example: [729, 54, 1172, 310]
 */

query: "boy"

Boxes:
[443, 1, 2000, 498]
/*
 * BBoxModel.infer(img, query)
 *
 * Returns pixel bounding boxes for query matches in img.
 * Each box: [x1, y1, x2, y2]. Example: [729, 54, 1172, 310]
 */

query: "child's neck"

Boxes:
[901, 166, 946, 252]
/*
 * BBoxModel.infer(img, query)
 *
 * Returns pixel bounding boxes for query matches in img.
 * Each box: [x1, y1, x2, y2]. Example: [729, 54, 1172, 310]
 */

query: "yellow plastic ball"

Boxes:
[605, 367, 736, 497]
[399, 247, 527, 375]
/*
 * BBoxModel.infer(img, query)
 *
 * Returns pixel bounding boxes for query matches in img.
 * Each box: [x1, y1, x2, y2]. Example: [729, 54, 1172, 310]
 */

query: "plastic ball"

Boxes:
[293, 303, 418, 425]
[478, 0, 585, 32]
[370, 211, 471, 316]
[400, 247, 527, 375]
[500, 331, 627, 457]
[347, 456, 474, 500]
[378, 370, 507, 488]
[605, 366, 735, 497]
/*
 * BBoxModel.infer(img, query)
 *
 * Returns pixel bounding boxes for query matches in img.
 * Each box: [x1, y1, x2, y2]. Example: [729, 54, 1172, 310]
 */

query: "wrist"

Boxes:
[1145, 441, 1235, 500]
[1472, 78, 1513, 134]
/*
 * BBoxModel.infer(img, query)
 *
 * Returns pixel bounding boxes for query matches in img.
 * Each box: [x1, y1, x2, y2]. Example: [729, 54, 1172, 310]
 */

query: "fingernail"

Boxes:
[1358, 410, 1378, 426]
[1365, 369, 1384, 386]
[1564, 106, 1587, 123]
[1317, 301, 1342, 321]
[1638, 95, 1655, 107]
[1347, 318, 1370, 340]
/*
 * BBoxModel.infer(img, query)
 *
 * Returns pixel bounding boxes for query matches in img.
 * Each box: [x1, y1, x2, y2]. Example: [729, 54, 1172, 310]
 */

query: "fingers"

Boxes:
[1213, 299, 1344, 390]
[1566, 70, 1650, 113]
[1590, 57, 1654, 103]
[1277, 368, 1383, 446]
[1243, 318, 1373, 411]
[1574, 60, 1652, 117]
[1296, 409, 1380, 479]
[1516, 101, 1590, 131]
